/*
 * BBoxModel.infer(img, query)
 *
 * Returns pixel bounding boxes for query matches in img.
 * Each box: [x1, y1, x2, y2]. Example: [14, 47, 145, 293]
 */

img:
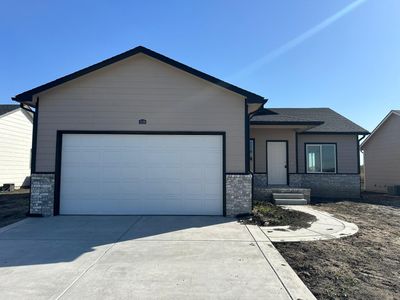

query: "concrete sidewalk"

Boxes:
[261, 205, 359, 242]
[0, 216, 315, 300]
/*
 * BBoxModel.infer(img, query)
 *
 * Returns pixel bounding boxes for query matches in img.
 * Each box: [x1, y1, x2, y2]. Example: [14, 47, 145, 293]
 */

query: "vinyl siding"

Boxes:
[35, 53, 246, 173]
[250, 128, 296, 173]
[362, 114, 400, 192]
[0, 110, 32, 187]
[297, 134, 359, 174]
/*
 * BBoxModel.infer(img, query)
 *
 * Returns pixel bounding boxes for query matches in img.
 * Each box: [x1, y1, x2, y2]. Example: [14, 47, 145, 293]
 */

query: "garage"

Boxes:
[58, 133, 224, 215]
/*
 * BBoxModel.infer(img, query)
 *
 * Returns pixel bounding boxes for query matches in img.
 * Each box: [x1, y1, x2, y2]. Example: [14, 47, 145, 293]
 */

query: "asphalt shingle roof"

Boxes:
[0, 104, 20, 116]
[251, 108, 369, 134]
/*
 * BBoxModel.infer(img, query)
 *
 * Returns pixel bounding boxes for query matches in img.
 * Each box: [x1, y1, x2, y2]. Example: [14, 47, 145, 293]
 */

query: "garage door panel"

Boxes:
[60, 134, 223, 215]
[62, 150, 101, 165]
[145, 167, 181, 180]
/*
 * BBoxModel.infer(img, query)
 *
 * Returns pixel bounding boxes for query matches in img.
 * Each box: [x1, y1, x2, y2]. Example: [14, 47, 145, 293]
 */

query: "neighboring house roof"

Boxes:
[0, 104, 33, 122]
[251, 108, 369, 134]
[0, 104, 20, 116]
[360, 110, 400, 148]
[12, 46, 266, 105]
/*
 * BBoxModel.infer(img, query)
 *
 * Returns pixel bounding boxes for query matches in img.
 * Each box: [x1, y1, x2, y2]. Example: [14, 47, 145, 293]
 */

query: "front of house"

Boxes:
[13, 46, 368, 217]
[250, 108, 368, 200]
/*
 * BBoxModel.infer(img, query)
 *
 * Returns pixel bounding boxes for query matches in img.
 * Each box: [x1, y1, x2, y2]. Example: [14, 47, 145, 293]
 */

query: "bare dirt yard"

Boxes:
[239, 201, 316, 229]
[0, 189, 29, 228]
[275, 192, 400, 300]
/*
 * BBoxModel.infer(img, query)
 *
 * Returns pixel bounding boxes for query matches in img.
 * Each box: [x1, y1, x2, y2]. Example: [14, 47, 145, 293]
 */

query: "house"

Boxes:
[0, 104, 33, 189]
[12, 46, 368, 217]
[360, 110, 400, 193]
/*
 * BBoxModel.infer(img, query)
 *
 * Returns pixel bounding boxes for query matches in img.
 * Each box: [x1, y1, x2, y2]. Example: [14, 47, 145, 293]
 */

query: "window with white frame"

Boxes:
[306, 144, 336, 173]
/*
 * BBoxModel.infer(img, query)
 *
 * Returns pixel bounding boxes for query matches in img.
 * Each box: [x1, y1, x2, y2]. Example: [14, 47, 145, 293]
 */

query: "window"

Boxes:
[249, 139, 255, 173]
[306, 144, 336, 173]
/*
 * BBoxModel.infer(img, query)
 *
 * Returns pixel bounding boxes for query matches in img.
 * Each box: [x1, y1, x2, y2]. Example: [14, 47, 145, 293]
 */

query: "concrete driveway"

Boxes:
[0, 216, 313, 299]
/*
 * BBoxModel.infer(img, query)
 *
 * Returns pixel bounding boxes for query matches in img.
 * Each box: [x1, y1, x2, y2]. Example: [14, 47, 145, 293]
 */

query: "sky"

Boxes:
[1, 0, 399, 132]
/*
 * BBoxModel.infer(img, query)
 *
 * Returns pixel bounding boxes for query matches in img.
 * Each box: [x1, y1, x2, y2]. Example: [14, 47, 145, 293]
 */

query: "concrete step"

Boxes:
[273, 198, 308, 205]
[272, 193, 304, 200]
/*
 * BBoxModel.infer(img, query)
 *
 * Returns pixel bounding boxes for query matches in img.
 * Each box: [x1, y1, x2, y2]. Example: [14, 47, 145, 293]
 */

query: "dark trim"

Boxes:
[54, 130, 227, 216]
[251, 120, 324, 126]
[248, 104, 268, 119]
[19, 103, 34, 113]
[294, 172, 360, 175]
[299, 131, 369, 135]
[295, 132, 298, 173]
[31, 98, 39, 172]
[356, 135, 361, 174]
[304, 143, 338, 174]
[33, 172, 55, 174]
[222, 133, 226, 216]
[266, 140, 289, 185]
[225, 172, 252, 175]
[54, 130, 226, 136]
[250, 138, 255, 173]
[19, 104, 34, 123]
[358, 134, 367, 143]
[54, 131, 63, 215]
[27, 98, 39, 215]
[13, 46, 265, 104]
[244, 100, 249, 173]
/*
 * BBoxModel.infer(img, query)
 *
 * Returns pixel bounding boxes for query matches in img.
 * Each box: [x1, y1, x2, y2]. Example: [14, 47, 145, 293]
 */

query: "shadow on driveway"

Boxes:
[0, 215, 245, 268]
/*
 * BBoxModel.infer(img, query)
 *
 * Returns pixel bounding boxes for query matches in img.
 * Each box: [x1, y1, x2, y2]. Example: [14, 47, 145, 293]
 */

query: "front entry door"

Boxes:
[267, 141, 288, 185]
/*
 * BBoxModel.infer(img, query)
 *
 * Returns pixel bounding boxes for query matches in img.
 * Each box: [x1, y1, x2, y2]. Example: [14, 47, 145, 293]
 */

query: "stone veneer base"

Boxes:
[225, 174, 253, 216]
[29, 173, 253, 217]
[30, 173, 55, 216]
[253, 173, 360, 200]
[289, 174, 361, 199]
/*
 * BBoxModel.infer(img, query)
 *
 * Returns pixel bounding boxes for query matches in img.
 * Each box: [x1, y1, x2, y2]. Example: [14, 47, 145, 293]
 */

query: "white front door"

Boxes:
[267, 141, 287, 185]
[59, 133, 223, 215]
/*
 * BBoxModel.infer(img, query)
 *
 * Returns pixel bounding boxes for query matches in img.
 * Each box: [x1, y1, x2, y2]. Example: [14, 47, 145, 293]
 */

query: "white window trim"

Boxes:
[306, 144, 337, 174]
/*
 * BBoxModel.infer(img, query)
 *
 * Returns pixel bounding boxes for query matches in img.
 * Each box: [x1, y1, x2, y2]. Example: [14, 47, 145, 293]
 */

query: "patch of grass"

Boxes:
[239, 202, 316, 229]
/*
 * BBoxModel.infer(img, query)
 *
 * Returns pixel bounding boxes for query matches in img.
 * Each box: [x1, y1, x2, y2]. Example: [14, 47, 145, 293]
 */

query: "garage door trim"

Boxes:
[54, 130, 226, 216]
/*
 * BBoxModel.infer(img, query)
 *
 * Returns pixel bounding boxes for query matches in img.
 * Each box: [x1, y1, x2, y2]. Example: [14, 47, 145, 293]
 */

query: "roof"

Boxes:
[0, 104, 33, 122]
[251, 108, 369, 134]
[12, 46, 266, 105]
[0, 104, 20, 116]
[361, 110, 400, 148]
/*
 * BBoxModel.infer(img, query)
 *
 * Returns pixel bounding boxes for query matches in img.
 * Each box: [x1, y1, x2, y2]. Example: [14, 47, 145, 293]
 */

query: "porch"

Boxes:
[249, 109, 362, 200]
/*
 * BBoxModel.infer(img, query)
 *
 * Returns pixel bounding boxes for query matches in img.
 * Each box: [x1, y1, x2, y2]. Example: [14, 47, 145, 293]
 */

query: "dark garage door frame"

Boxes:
[54, 130, 227, 216]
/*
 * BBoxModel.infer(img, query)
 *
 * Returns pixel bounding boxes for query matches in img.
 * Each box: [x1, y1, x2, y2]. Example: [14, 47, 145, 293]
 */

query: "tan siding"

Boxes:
[35, 53, 246, 173]
[362, 115, 400, 192]
[0, 110, 32, 187]
[297, 134, 358, 174]
[250, 128, 296, 173]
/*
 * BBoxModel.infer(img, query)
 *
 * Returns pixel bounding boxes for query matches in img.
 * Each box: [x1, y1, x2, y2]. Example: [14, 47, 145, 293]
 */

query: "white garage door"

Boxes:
[60, 134, 223, 215]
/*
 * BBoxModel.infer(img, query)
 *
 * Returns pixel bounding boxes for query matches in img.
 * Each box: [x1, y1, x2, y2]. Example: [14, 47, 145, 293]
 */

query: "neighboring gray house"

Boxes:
[361, 110, 400, 193]
[0, 104, 33, 189]
[12, 46, 368, 217]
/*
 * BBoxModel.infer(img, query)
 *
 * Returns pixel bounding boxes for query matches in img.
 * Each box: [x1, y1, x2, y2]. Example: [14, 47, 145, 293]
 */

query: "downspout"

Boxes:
[248, 98, 268, 119]
[357, 134, 367, 197]
[19, 103, 34, 113]
[28, 97, 40, 216]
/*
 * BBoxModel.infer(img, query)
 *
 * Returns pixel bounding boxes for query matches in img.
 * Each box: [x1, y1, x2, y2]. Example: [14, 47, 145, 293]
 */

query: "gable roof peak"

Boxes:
[12, 45, 266, 106]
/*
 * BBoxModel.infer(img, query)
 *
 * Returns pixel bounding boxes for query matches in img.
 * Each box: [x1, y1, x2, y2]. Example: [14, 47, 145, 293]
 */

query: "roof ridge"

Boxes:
[267, 107, 330, 109]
